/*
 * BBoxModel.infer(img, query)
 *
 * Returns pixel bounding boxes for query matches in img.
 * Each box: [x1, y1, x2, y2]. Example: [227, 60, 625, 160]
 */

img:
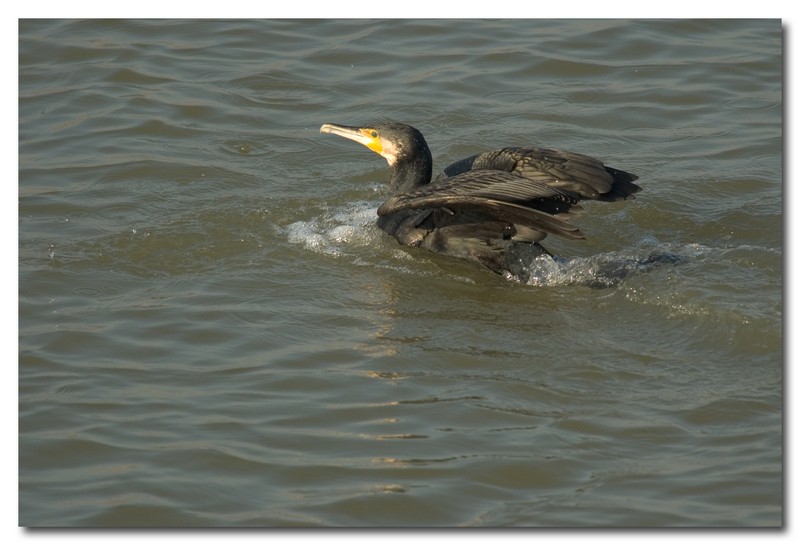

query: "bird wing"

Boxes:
[441, 147, 640, 201]
[377, 170, 586, 240]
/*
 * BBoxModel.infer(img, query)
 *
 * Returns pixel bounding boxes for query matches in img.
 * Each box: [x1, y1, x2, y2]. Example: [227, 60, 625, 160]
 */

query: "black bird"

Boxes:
[319, 121, 641, 276]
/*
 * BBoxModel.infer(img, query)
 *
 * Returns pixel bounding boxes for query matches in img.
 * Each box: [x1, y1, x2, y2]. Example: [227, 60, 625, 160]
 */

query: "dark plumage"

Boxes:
[319, 121, 640, 276]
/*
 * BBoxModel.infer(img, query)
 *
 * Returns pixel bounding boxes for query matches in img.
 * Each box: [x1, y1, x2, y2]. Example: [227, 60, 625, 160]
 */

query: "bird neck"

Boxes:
[388, 148, 433, 193]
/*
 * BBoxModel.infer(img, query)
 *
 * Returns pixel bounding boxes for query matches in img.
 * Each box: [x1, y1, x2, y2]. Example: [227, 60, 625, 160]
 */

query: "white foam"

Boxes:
[283, 201, 380, 258]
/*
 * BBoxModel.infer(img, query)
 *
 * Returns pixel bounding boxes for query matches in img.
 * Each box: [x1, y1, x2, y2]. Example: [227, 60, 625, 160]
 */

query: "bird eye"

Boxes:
[371, 131, 378, 138]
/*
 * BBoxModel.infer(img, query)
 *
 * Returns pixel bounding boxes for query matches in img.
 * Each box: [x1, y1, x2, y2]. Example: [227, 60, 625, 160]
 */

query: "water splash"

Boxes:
[519, 248, 688, 288]
[284, 201, 378, 257]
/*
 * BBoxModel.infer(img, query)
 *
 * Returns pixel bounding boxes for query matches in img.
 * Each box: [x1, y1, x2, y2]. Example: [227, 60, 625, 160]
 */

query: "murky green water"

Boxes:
[19, 19, 782, 527]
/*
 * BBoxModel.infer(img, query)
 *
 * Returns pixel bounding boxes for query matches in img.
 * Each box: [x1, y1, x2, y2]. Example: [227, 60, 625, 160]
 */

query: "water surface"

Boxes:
[19, 19, 782, 527]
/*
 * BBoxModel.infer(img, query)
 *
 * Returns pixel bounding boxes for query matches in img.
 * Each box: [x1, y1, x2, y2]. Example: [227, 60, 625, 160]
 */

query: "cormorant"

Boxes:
[319, 121, 640, 276]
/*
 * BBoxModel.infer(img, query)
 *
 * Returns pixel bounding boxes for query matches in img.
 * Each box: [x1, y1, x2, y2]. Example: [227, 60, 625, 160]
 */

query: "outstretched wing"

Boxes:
[441, 147, 641, 202]
[377, 169, 586, 240]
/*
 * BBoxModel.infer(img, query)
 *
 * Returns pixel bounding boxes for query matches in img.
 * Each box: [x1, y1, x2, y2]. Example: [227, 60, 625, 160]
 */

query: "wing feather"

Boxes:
[441, 146, 641, 201]
[377, 170, 585, 240]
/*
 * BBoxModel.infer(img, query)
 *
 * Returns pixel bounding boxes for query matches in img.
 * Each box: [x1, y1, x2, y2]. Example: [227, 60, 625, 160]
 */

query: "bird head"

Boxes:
[320, 122, 429, 168]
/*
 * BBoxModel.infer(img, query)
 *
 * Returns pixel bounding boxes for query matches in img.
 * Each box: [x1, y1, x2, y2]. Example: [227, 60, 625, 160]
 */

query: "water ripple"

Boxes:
[19, 19, 782, 528]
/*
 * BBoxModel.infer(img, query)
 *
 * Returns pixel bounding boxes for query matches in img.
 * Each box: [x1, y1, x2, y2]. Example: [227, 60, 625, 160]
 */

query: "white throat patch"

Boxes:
[379, 137, 400, 166]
